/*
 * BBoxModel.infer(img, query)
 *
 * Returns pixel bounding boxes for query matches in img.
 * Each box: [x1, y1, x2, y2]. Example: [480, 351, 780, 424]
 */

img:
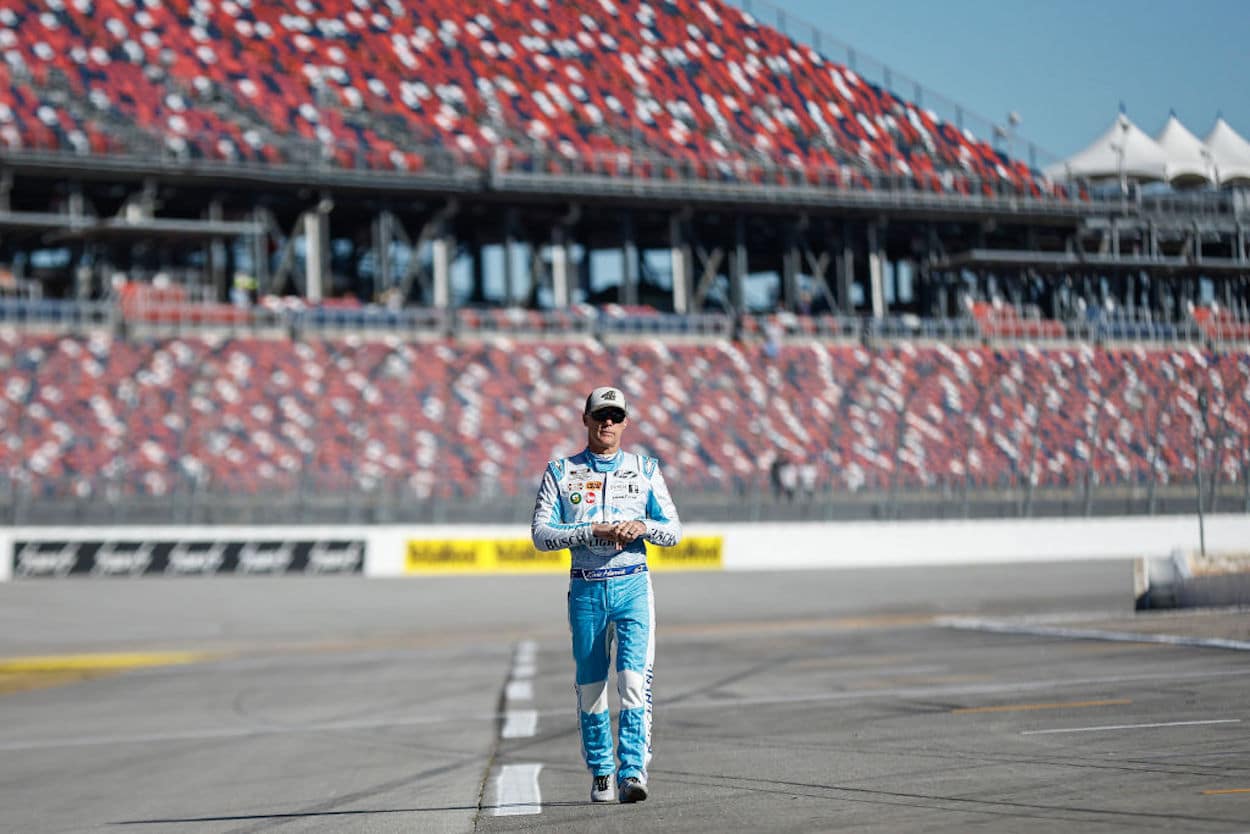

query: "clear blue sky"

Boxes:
[735, 0, 1250, 165]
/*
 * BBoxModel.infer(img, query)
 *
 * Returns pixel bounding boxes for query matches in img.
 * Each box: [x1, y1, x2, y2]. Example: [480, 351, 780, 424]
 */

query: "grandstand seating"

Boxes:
[1193, 306, 1250, 343]
[0, 0, 1055, 195]
[3, 332, 1245, 502]
[118, 282, 251, 327]
[969, 300, 1066, 340]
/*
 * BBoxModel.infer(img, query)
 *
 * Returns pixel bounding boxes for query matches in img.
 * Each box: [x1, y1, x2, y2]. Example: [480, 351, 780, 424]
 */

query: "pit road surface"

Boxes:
[1, 562, 1247, 833]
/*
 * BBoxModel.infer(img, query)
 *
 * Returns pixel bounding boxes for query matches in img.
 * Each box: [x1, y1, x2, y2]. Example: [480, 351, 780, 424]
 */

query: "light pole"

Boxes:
[1201, 147, 1219, 188]
[1195, 388, 1208, 559]
[1110, 114, 1130, 197]
[1109, 139, 1126, 197]
[1005, 111, 1021, 163]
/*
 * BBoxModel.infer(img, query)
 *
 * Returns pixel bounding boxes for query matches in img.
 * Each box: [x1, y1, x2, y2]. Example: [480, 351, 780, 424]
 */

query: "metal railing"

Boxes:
[0, 298, 116, 331]
[5, 297, 1250, 348]
[2, 472, 1245, 527]
[1140, 189, 1239, 219]
[490, 145, 1080, 205]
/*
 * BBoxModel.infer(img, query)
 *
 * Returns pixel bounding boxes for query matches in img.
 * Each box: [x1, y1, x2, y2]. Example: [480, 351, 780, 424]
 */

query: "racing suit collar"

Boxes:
[583, 448, 624, 473]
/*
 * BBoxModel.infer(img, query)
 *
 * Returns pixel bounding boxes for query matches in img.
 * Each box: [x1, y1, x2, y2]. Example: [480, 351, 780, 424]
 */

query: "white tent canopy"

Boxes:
[1203, 117, 1250, 186]
[1045, 114, 1168, 183]
[1155, 115, 1213, 187]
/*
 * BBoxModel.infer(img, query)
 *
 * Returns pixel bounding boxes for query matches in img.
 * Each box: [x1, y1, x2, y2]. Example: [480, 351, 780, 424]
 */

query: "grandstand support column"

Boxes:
[68, 184, 90, 300]
[207, 200, 228, 302]
[836, 231, 854, 316]
[526, 238, 548, 309]
[868, 221, 886, 319]
[669, 209, 693, 315]
[577, 240, 592, 303]
[781, 220, 801, 312]
[371, 211, 396, 295]
[1236, 224, 1247, 264]
[251, 208, 270, 296]
[503, 208, 519, 306]
[620, 212, 640, 307]
[0, 169, 11, 212]
[470, 229, 486, 305]
[303, 197, 332, 303]
[551, 204, 581, 309]
[551, 226, 570, 309]
[729, 215, 746, 313]
[432, 231, 453, 309]
[929, 267, 948, 319]
[925, 226, 947, 317]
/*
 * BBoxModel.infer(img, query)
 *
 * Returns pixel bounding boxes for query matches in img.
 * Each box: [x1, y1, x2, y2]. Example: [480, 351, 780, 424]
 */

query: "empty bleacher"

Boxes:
[1193, 306, 1250, 343]
[969, 300, 1066, 341]
[3, 332, 1245, 506]
[0, 0, 1055, 195]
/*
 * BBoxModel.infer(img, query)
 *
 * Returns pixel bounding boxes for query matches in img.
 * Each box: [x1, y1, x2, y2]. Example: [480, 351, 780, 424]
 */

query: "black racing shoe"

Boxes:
[591, 774, 615, 803]
[618, 776, 649, 803]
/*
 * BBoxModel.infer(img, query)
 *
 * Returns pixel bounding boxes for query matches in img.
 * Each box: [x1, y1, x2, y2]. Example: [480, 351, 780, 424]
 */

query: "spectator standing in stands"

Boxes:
[531, 386, 683, 805]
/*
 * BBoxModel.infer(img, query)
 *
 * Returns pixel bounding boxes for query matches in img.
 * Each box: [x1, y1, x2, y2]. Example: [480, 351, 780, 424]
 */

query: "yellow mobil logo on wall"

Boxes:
[405, 539, 571, 574]
[404, 535, 724, 575]
[646, 536, 723, 571]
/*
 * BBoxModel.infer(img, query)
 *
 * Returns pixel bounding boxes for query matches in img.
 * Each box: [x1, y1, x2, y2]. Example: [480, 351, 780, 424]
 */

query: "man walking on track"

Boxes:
[531, 386, 683, 804]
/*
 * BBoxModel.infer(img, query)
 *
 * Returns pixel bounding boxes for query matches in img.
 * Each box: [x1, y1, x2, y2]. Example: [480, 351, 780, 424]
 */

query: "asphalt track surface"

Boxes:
[1, 563, 1248, 833]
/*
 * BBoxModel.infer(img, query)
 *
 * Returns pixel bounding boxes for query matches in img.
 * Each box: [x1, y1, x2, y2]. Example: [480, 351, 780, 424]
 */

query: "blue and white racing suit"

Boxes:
[531, 448, 682, 785]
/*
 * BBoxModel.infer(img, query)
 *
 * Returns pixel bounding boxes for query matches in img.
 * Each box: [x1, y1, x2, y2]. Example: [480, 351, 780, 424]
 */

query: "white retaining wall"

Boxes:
[2, 515, 1248, 580]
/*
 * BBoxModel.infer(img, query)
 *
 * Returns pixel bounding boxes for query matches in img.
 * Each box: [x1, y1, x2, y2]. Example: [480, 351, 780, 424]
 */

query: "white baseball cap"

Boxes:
[585, 386, 629, 415]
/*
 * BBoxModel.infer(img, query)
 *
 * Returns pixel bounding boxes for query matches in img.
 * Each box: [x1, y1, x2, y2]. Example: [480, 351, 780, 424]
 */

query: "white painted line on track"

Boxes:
[1022, 719, 1242, 735]
[505, 679, 534, 702]
[502, 709, 539, 739]
[498, 638, 539, 742]
[494, 763, 543, 816]
[489, 645, 544, 815]
[504, 640, 536, 707]
[938, 616, 1250, 651]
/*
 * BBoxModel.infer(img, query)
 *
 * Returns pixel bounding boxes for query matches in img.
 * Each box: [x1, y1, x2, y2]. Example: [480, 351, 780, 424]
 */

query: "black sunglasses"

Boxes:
[589, 407, 627, 423]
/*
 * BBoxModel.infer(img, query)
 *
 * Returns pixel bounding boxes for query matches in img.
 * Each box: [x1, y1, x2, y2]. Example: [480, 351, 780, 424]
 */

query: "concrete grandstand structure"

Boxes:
[0, 0, 1248, 524]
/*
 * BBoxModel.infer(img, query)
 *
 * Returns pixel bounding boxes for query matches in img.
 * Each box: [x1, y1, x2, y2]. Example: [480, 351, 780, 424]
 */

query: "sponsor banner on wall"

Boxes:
[646, 535, 724, 571]
[12, 539, 365, 578]
[404, 536, 724, 575]
[405, 539, 572, 574]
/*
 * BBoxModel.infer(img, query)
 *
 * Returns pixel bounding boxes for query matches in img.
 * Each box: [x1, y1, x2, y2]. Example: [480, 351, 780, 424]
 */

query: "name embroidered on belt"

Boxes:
[570, 564, 649, 581]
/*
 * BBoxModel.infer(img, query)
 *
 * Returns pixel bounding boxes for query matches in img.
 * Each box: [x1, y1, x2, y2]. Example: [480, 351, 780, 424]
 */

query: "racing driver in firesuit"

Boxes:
[530, 385, 683, 804]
